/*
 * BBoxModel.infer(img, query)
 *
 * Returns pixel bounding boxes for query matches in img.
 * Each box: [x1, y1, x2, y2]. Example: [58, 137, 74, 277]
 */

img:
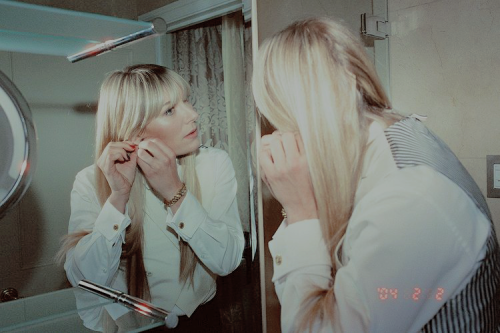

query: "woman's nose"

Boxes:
[185, 103, 199, 123]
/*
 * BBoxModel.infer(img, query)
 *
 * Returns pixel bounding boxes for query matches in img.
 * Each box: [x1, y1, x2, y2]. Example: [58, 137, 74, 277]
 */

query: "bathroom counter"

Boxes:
[0, 287, 165, 332]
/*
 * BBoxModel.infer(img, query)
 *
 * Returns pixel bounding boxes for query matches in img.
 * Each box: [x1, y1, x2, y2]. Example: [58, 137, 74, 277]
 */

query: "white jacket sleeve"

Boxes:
[269, 167, 490, 333]
[269, 219, 346, 333]
[64, 168, 131, 287]
[167, 150, 245, 276]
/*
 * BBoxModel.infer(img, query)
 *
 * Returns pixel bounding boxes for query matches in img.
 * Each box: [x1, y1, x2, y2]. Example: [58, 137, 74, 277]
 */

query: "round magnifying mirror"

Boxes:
[0, 70, 36, 219]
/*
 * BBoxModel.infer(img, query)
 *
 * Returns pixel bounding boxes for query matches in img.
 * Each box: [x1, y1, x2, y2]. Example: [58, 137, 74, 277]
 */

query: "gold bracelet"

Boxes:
[281, 208, 287, 219]
[163, 183, 187, 208]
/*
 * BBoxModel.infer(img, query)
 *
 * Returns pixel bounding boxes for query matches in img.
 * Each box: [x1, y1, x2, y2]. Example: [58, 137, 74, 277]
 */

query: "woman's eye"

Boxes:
[165, 108, 174, 116]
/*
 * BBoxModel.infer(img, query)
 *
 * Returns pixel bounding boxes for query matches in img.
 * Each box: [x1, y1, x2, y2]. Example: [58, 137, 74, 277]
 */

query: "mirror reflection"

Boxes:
[0, 70, 36, 219]
[0, 1, 260, 332]
[60, 63, 244, 332]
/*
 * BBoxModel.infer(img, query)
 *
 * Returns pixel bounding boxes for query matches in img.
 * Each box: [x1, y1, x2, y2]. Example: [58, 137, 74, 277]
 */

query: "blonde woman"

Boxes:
[59, 64, 244, 331]
[254, 17, 500, 332]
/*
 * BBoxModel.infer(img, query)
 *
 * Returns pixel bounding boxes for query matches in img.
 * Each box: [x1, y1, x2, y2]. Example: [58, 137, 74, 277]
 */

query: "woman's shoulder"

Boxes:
[195, 146, 235, 181]
[74, 165, 97, 188]
[351, 164, 489, 242]
[76, 164, 95, 179]
[361, 165, 468, 212]
[197, 146, 229, 157]
[196, 146, 231, 165]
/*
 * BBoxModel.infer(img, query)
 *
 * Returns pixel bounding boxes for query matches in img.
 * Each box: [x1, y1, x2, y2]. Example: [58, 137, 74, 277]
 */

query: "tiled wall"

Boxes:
[389, 0, 500, 237]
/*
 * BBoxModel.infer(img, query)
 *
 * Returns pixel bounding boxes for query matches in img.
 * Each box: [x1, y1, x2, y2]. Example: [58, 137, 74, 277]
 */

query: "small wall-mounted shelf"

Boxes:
[0, 1, 155, 59]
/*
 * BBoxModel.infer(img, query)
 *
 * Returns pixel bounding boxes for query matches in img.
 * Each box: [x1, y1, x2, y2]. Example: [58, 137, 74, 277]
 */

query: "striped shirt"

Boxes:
[386, 117, 500, 332]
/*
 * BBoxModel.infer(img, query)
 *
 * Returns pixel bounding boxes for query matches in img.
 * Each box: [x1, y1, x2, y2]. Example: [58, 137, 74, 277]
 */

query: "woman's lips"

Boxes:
[185, 128, 198, 138]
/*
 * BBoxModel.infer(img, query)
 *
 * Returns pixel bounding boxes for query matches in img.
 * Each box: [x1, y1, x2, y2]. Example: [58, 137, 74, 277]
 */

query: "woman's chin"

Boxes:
[176, 138, 201, 156]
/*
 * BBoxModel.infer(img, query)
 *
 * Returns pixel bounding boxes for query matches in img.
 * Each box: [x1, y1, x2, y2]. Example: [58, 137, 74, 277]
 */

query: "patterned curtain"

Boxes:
[172, 20, 227, 150]
[172, 16, 260, 332]
[172, 15, 251, 233]
[221, 12, 250, 236]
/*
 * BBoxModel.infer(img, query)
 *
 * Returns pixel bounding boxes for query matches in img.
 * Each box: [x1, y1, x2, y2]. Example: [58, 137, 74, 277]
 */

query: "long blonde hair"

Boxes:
[252, 17, 394, 331]
[58, 64, 201, 299]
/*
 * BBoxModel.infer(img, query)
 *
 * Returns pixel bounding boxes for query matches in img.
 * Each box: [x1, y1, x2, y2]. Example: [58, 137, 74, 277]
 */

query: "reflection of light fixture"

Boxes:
[0, 70, 36, 219]
[19, 160, 28, 175]
[0, 1, 165, 60]
[67, 18, 167, 63]
[78, 280, 179, 329]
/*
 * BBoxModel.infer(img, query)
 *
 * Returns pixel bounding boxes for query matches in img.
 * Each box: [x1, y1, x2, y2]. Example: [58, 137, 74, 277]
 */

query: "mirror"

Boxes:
[0, 1, 261, 332]
[0, 70, 36, 219]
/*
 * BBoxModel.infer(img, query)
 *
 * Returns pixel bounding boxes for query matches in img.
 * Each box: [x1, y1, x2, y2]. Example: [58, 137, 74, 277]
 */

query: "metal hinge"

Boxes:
[361, 14, 391, 40]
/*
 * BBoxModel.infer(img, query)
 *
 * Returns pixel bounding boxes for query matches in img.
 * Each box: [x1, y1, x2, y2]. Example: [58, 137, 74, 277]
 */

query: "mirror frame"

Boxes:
[0, 70, 37, 219]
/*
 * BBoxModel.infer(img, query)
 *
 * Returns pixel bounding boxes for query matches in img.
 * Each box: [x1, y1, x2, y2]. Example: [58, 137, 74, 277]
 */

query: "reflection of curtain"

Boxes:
[172, 20, 227, 150]
[244, 24, 254, 145]
[221, 12, 249, 235]
[172, 16, 260, 333]
[172, 16, 250, 233]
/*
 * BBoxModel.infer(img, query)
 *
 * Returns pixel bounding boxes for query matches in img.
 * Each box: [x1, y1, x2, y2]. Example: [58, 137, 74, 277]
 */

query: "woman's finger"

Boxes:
[259, 146, 276, 177]
[99, 150, 126, 169]
[136, 154, 152, 174]
[260, 150, 272, 172]
[137, 139, 177, 169]
[259, 149, 278, 199]
[295, 133, 305, 154]
[108, 141, 137, 154]
[281, 132, 300, 162]
[102, 142, 136, 162]
[260, 134, 274, 148]
[269, 137, 286, 168]
[96, 141, 138, 193]
[137, 139, 164, 164]
[138, 140, 158, 158]
[150, 138, 176, 160]
[137, 148, 155, 168]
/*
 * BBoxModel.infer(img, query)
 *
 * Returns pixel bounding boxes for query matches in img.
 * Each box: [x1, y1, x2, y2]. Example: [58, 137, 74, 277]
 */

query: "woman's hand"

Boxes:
[97, 141, 138, 212]
[136, 139, 184, 201]
[259, 132, 318, 224]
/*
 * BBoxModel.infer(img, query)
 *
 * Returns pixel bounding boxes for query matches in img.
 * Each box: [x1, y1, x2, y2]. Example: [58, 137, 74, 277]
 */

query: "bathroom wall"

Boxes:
[15, 0, 178, 19]
[15, 0, 139, 19]
[388, 0, 500, 238]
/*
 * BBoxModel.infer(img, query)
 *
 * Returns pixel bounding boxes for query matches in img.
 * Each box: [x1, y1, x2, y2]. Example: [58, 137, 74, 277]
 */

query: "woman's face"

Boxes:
[142, 94, 200, 156]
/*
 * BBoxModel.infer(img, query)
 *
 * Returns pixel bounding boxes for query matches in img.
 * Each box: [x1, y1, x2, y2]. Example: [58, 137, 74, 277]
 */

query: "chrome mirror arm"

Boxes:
[78, 279, 178, 329]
